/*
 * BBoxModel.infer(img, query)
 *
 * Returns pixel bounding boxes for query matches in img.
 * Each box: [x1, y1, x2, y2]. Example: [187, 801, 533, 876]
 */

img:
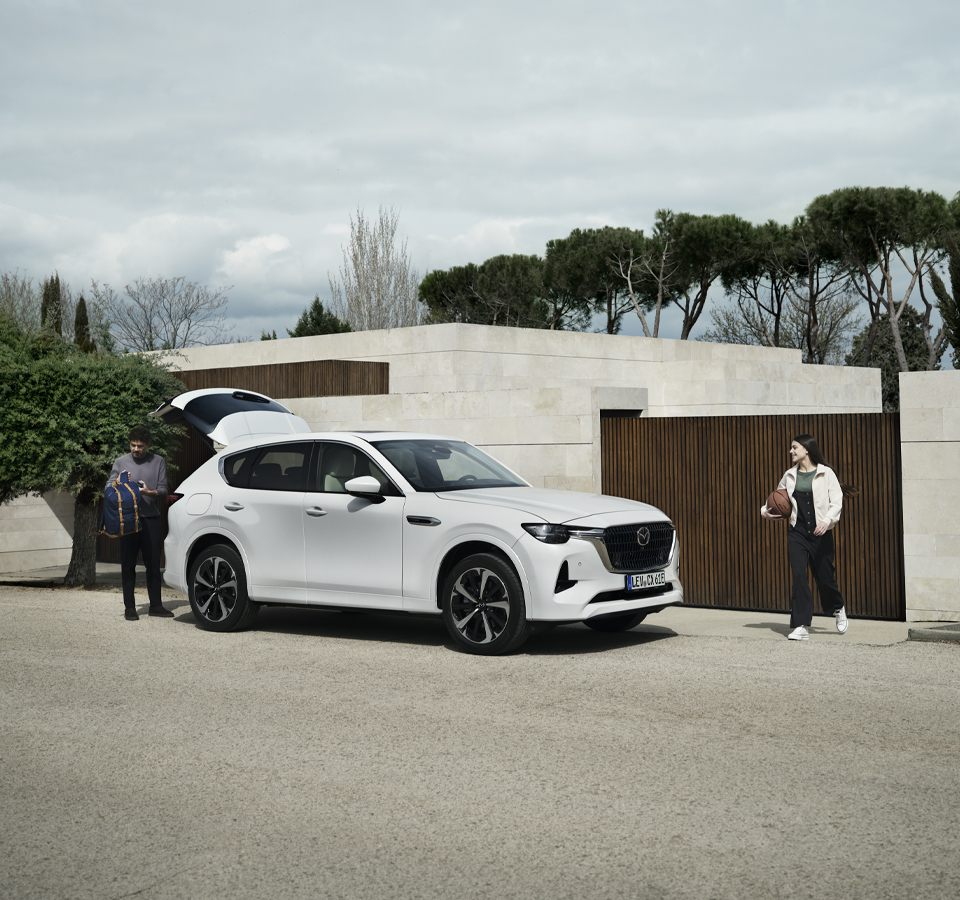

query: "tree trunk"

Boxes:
[65, 490, 99, 588]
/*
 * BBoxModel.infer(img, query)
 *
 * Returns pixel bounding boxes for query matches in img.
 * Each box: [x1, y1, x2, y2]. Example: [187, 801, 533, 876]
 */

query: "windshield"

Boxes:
[372, 439, 526, 492]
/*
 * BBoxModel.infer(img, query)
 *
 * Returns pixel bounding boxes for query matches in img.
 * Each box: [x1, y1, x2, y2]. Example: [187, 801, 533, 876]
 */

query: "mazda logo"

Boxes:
[636, 527, 651, 547]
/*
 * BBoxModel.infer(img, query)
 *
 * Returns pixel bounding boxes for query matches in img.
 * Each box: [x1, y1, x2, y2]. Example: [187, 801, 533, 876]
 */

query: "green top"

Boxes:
[795, 468, 816, 493]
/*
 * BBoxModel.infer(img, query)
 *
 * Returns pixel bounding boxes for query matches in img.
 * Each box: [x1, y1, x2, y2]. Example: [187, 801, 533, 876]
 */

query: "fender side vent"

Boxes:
[555, 561, 578, 594]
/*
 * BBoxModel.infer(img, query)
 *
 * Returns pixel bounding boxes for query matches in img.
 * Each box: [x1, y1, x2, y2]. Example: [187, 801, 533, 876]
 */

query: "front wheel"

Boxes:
[442, 553, 531, 655]
[188, 545, 259, 632]
[584, 612, 647, 633]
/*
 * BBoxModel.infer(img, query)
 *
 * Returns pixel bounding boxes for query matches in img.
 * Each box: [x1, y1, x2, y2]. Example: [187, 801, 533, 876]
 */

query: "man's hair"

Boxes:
[129, 425, 152, 445]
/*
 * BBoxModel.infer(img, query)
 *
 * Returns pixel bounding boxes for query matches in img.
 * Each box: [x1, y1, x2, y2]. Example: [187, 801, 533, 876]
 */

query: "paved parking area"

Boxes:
[2, 584, 958, 900]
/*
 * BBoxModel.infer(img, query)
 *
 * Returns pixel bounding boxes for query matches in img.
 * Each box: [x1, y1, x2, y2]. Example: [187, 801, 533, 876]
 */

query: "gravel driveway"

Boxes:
[2, 585, 958, 900]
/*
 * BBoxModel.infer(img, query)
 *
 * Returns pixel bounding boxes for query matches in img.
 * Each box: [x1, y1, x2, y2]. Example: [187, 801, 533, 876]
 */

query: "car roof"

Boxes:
[219, 431, 465, 454]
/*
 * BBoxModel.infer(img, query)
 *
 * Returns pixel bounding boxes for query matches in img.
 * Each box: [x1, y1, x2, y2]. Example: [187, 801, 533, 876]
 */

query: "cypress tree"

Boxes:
[40, 274, 63, 336]
[74, 295, 95, 353]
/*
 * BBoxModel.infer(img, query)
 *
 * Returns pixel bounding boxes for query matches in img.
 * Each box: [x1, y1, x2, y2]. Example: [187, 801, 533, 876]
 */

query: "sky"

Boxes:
[2, 0, 958, 343]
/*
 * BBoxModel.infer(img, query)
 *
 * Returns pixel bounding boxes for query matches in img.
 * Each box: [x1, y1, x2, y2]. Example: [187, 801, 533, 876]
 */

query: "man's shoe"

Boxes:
[124, 609, 139, 621]
[788, 626, 809, 641]
[148, 606, 174, 618]
[835, 607, 849, 634]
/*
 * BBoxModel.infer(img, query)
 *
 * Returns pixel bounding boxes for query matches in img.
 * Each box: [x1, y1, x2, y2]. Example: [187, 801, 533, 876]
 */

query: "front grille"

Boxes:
[603, 522, 675, 572]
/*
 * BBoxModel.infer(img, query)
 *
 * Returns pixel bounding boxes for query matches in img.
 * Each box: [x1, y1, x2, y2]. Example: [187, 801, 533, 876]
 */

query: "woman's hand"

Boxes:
[813, 522, 828, 536]
[761, 508, 784, 521]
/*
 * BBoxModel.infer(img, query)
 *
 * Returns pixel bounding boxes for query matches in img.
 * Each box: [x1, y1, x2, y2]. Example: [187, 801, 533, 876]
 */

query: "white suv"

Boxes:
[155, 389, 683, 655]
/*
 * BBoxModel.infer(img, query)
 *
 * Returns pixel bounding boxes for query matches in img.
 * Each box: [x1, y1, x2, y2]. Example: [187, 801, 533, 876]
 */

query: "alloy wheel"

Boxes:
[449, 566, 511, 644]
[193, 556, 239, 623]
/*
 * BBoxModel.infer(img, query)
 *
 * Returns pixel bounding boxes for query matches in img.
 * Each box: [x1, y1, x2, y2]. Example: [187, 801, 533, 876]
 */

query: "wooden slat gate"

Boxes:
[601, 414, 904, 620]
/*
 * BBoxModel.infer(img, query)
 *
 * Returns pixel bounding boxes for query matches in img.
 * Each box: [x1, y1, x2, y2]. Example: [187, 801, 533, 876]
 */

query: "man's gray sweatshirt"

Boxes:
[106, 453, 168, 517]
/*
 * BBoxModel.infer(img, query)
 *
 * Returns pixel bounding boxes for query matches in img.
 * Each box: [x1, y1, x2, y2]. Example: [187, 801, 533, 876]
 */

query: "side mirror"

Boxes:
[344, 475, 386, 503]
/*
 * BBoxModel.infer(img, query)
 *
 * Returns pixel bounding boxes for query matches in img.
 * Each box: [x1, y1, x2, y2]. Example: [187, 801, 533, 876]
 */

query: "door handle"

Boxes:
[306, 507, 328, 517]
[223, 502, 244, 511]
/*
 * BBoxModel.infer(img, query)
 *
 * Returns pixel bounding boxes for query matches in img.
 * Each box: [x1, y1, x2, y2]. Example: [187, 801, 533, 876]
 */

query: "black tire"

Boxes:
[584, 611, 647, 633]
[188, 545, 259, 632]
[441, 553, 531, 655]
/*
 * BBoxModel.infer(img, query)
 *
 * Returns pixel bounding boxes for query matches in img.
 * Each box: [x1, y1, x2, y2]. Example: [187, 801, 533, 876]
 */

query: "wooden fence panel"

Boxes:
[174, 359, 389, 399]
[601, 414, 904, 620]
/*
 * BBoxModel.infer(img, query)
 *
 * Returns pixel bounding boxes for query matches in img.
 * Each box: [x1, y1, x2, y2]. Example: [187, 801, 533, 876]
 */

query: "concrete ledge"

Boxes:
[908, 623, 960, 643]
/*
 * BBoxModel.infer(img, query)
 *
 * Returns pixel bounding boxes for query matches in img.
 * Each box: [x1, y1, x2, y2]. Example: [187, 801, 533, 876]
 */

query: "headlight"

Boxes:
[522, 523, 570, 544]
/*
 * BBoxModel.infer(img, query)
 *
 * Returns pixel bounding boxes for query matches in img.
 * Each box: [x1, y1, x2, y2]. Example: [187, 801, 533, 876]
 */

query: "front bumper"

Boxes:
[514, 531, 684, 622]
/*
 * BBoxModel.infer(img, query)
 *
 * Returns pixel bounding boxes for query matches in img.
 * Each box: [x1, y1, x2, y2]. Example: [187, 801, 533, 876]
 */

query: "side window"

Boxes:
[248, 443, 312, 492]
[316, 443, 400, 495]
[221, 451, 255, 488]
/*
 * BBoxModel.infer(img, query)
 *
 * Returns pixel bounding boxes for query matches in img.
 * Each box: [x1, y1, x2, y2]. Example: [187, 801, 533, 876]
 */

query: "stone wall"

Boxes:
[900, 370, 960, 622]
[0, 492, 74, 574]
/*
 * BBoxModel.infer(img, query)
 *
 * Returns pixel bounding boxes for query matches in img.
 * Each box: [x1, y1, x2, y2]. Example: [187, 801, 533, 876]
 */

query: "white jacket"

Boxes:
[760, 464, 844, 531]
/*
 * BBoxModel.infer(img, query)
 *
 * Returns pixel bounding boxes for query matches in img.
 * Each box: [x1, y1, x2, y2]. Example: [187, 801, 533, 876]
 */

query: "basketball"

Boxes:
[766, 488, 791, 519]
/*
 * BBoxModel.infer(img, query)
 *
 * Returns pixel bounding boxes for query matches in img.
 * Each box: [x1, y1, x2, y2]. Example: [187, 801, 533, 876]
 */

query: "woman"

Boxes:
[761, 434, 855, 641]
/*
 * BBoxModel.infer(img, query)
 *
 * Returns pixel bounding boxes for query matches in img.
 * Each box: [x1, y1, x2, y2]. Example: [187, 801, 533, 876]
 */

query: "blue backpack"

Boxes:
[100, 471, 142, 537]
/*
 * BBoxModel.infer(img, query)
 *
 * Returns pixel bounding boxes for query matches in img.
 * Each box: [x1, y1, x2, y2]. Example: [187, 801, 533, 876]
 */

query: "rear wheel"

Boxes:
[584, 611, 647, 633]
[442, 553, 531, 655]
[188, 545, 259, 632]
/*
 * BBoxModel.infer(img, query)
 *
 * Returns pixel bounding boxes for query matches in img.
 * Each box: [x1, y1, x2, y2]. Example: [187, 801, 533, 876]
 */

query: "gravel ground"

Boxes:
[2, 584, 958, 900]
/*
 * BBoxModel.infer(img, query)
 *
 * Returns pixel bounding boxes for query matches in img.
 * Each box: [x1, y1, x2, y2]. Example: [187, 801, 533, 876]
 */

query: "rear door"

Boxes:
[218, 441, 314, 603]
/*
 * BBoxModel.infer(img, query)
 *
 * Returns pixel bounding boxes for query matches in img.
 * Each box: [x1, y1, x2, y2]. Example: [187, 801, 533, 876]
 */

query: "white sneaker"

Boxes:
[788, 626, 809, 641]
[835, 607, 848, 634]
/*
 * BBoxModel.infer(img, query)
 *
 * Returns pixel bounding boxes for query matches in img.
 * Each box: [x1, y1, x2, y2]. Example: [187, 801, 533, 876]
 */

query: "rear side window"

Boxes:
[248, 443, 312, 492]
[221, 451, 255, 488]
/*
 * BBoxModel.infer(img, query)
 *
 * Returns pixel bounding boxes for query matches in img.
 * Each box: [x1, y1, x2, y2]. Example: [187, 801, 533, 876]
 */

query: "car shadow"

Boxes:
[171, 604, 678, 655]
[520, 623, 677, 655]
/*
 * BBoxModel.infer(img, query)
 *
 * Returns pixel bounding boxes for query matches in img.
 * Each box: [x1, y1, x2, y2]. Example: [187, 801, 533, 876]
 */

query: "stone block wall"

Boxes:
[0, 492, 74, 574]
[900, 371, 960, 622]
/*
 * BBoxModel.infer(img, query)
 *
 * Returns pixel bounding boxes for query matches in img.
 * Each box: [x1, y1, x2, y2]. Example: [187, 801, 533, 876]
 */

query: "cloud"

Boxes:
[219, 234, 292, 282]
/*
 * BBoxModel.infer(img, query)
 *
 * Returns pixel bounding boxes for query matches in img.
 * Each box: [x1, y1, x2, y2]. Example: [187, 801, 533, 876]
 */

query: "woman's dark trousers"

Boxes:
[119, 516, 162, 610]
[788, 529, 845, 628]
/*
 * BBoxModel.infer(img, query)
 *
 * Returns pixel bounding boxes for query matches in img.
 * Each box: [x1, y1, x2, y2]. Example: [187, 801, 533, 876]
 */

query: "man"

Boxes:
[106, 426, 173, 620]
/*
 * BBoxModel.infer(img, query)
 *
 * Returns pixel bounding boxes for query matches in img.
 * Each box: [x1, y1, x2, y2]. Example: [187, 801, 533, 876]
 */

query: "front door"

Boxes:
[303, 441, 405, 608]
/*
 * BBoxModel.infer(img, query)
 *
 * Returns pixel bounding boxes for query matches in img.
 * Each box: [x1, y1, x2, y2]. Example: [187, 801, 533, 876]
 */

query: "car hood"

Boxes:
[436, 487, 669, 525]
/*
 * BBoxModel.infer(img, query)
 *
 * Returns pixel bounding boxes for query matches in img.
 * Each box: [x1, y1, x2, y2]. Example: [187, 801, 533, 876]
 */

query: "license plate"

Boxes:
[626, 571, 666, 591]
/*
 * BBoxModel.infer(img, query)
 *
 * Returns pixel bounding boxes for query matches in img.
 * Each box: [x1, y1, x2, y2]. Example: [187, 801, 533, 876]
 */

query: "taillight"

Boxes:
[167, 493, 184, 506]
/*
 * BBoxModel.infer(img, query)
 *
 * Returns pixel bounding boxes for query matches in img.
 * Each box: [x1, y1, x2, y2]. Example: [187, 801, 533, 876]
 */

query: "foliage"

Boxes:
[0, 336, 185, 506]
[806, 186, 954, 372]
[544, 227, 640, 334]
[926, 231, 960, 369]
[287, 296, 352, 337]
[0, 324, 185, 584]
[89, 275, 233, 351]
[0, 270, 42, 333]
[74, 295, 96, 353]
[40, 273, 63, 335]
[421, 255, 550, 328]
[261, 329, 278, 340]
[667, 213, 754, 340]
[845, 305, 943, 412]
[329, 206, 425, 330]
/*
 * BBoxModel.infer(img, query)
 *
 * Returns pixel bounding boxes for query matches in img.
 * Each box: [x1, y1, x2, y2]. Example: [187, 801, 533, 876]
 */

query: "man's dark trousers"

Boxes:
[120, 516, 162, 609]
